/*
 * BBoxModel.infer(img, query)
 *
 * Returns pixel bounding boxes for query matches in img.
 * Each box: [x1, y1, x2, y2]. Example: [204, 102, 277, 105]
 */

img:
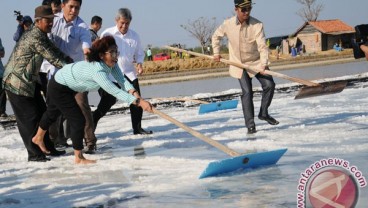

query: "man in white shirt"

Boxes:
[93, 8, 152, 135]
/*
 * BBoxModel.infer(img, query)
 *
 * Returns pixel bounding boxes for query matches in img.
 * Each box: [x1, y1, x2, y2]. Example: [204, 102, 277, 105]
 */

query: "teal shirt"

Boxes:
[55, 61, 137, 104]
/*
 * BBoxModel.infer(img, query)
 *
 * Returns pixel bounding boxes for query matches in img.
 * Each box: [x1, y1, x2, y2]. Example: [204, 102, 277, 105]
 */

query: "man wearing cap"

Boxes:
[3, 5, 73, 162]
[212, 0, 278, 134]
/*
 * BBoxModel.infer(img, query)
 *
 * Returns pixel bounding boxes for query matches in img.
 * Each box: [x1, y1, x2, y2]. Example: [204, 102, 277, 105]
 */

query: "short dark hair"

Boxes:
[42, 0, 61, 6]
[62, 0, 82, 6]
[88, 36, 117, 62]
[91, 15, 102, 24]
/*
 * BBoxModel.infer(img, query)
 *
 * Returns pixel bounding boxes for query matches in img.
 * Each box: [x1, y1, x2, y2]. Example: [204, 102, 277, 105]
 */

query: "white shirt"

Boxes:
[101, 26, 145, 81]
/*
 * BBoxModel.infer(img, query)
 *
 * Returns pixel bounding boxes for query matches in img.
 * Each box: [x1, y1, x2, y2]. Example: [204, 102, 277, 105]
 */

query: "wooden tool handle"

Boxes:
[154, 97, 209, 104]
[164, 46, 320, 87]
[153, 108, 240, 157]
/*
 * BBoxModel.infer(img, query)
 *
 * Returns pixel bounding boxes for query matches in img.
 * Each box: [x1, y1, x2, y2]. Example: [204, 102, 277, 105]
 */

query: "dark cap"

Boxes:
[34, 5, 56, 19]
[234, 0, 254, 8]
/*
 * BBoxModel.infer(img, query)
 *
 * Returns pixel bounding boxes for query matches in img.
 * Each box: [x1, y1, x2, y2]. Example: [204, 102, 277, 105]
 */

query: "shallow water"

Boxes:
[138, 60, 368, 98]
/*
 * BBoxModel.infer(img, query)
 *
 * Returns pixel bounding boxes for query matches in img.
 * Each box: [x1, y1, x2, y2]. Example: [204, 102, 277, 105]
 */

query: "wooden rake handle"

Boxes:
[153, 97, 209, 104]
[153, 108, 240, 157]
[164, 46, 320, 87]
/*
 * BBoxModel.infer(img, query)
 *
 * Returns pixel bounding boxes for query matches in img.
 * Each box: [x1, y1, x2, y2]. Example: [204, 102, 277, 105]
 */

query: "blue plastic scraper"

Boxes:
[153, 108, 287, 179]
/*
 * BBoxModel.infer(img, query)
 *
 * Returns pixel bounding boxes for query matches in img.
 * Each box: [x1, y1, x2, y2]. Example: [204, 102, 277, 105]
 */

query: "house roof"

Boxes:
[293, 19, 355, 36]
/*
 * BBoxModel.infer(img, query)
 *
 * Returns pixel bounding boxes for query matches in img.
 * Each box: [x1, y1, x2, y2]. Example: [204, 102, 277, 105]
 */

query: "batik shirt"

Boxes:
[3, 26, 68, 97]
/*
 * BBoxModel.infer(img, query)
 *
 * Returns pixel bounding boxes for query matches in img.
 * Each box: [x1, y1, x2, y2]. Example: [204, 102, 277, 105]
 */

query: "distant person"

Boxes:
[0, 38, 7, 118]
[212, 0, 278, 135]
[207, 45, 211, 55]
[90, 15, 102, 42]
[32, 36, 153, 164]
[3, 5, 72, 162]
[146, 47, 153, 61]
[93, 8, 152, 135]
[333, 43, 343, 52]
[13, 15, 33, 42]
[42, 0, 62, 14]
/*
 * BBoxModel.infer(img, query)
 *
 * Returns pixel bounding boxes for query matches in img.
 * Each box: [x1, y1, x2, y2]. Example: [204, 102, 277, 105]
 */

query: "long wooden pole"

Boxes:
[154, 97, 209, 104]
[153, 108, 240, 157]
[164, 46, 320, 87]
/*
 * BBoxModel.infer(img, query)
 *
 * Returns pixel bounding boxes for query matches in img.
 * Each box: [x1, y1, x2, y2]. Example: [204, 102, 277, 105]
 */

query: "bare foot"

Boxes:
[32, 135, 50, 154]
[74, 151, 96, 164]
[75, 158, 97, 164]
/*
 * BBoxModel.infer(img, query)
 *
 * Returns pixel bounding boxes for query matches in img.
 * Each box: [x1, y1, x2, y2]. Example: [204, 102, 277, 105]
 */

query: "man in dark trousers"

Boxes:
[93, 8, 152, 135]
[212, 0, 279, 134]
[3, 5, 72, 162]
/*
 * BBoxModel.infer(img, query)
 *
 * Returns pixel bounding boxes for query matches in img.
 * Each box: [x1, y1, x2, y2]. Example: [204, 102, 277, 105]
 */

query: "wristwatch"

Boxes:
[135, 98, 140, 106]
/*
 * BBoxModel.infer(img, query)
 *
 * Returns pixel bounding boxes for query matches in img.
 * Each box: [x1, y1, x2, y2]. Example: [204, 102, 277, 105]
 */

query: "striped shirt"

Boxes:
[55, 61, 136, 104]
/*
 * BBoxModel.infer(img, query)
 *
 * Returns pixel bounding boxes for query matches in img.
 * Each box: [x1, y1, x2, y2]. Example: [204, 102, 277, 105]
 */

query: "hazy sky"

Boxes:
[0, 0, 367, 62]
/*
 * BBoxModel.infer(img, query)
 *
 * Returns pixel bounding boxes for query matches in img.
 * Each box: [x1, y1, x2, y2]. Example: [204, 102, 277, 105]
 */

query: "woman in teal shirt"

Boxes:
[32, 36, 153, 164]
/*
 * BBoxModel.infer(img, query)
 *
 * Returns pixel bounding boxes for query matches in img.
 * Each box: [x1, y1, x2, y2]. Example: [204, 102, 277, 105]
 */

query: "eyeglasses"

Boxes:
[105, 50, 120, 58]
[240, 7, 252, 13]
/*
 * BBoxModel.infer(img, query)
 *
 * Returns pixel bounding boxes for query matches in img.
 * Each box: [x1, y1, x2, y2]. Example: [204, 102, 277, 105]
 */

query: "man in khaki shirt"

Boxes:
[212, 0, 279, 134]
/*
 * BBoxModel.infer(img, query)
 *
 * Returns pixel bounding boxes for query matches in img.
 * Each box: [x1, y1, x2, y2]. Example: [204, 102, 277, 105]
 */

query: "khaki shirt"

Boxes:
[3, 26, 68, 97]
[212, 16, 269, 79]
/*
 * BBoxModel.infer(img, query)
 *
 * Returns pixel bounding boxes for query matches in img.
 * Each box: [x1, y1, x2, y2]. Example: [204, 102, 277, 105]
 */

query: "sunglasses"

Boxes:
[240, 7, 252, 13]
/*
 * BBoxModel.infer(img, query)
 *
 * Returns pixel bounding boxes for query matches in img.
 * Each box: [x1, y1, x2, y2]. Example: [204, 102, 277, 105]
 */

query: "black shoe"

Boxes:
[134, 128, 153, 135]
[46, 149, 66, 156]
[258, 115, 279, 125]
[85, 145, 96, 154]
[28, 155, 50, 162]
[351, 39, 365, 59]
[55, 143, 71, 149]
[247, 127, 257, 134]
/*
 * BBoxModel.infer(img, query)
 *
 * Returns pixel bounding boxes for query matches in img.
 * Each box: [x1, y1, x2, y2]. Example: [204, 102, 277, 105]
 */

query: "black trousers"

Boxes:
[93, 77, 142, 132]
[0, 81, 7, 114]
[238, 70, 275, 128]
[39, 72, 48, 98]
[39, 78, 85, 150]
[6, 84, 57, 160]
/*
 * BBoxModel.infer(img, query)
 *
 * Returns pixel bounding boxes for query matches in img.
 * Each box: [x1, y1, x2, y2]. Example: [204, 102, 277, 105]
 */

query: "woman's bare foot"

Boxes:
[74, 150, 96, 164]
[32, 135, 50, 154]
